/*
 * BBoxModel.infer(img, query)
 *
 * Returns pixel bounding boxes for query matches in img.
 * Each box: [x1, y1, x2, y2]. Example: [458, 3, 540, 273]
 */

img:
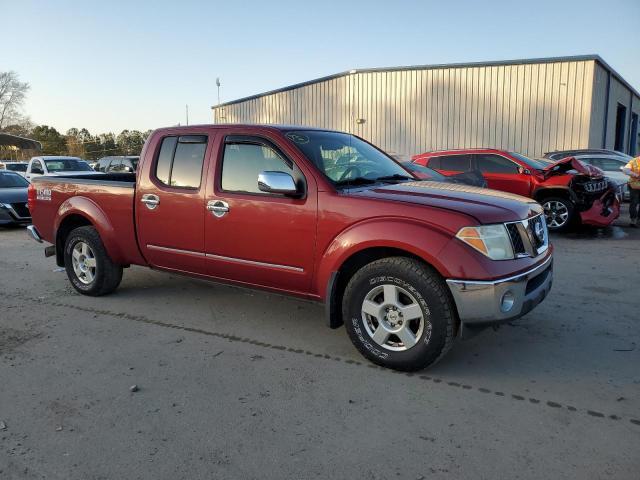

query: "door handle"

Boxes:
[141, 194, 160, 210]
[207, 200, 229, 218]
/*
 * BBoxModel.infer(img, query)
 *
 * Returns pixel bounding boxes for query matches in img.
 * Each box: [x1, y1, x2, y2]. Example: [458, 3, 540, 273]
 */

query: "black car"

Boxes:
[0, 171, 31, 226]
[402, 162, 488, 188]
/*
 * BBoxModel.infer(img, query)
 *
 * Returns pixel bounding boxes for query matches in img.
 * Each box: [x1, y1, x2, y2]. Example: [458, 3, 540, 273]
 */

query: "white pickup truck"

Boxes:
[26, 156, 102, 181]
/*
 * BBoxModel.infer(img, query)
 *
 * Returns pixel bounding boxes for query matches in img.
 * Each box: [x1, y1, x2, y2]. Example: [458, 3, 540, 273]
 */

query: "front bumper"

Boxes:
[446, 254, 553, 325]
[579, 190, 620, 227]
[0, 206, 31, 225]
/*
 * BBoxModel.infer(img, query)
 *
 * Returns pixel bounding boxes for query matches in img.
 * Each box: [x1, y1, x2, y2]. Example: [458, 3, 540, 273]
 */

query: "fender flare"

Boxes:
[54, 196, 127, 264]
[315, 217, 453, 302]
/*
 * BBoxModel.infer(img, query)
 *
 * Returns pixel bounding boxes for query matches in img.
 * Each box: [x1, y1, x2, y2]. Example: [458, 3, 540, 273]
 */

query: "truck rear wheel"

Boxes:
[342, 257, 455, 371]
[64, 226, 123, 296]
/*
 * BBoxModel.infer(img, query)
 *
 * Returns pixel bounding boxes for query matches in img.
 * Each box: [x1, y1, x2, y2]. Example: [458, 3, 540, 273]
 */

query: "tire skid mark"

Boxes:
[3, 294, 639, 428]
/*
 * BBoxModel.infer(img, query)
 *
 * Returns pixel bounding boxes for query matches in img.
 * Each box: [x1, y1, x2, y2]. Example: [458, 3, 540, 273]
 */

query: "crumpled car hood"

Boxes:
[543, 156, 604, 178]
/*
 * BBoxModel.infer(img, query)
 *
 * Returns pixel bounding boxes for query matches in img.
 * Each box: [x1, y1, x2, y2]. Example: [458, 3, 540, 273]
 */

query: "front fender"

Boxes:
[54, 196, 128, 264]
[314, 217, 453, 300]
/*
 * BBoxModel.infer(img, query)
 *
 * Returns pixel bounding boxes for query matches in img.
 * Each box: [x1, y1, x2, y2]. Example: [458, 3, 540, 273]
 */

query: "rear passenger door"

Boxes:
[136, 133, 213, 275]
[429, 154, 472, 176]
[474, 154, 530, 196]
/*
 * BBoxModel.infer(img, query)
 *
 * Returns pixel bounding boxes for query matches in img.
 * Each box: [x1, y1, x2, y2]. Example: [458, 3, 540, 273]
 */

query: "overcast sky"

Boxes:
[4, 0, 640, 134]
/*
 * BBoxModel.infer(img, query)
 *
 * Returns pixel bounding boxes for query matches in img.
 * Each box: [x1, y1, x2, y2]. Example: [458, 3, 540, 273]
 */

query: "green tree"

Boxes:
[32, 125, 66, 155]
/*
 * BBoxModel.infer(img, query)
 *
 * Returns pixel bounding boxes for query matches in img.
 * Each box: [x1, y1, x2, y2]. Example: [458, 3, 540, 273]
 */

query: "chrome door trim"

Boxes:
[147, 244, 205, 257]
[205, 253, 303, 272]
[146, 245, 304, 273]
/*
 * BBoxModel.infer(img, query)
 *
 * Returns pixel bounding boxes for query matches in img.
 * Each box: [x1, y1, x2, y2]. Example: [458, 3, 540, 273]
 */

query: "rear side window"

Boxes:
[437, 154, 471, 171]
[475, 154, 519, 174]
[155, 135, 207, 189]
[221, 142, 292, 194]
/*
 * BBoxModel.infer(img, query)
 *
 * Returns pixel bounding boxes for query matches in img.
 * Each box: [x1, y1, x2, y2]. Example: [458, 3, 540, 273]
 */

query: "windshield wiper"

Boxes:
[375, 174, 413, 183]
[334, 177, 378, 187]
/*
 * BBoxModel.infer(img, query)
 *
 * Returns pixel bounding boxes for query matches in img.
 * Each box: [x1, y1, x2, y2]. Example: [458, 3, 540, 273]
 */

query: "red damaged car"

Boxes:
[412, 149, 620, 231]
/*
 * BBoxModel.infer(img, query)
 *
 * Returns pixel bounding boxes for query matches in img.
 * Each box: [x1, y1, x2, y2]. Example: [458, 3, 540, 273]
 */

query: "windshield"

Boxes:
[508, 152, 549, 170]
[284, 130, 413, 187]
[0, 172, 30, 188]
[6, 163, 28, 172]
[44, 159, 92, 172]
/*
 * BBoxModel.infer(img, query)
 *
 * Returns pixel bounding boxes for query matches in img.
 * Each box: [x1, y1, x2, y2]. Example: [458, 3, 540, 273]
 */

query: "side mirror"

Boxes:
[518, 166, 531, 175]
[258, 171, 298, 195]
[31, 167, 44, 175]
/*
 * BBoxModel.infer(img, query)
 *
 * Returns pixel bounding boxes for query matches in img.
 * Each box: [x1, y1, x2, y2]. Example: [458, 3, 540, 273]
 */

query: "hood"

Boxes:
[0, 187, 28, 204]
[48, 171, 102, 176]
[543, 156, 603, 178]
[349, 181, 542, 224]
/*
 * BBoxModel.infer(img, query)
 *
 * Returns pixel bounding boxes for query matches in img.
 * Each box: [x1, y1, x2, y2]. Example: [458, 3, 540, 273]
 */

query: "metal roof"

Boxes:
[212, 54, 639, 109]
[0, 133, 41, 150]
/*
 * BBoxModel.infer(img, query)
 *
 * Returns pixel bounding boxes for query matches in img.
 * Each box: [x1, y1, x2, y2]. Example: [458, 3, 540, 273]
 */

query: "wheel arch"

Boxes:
[54, 197, 126, 267]
[533, 186, 576, 203]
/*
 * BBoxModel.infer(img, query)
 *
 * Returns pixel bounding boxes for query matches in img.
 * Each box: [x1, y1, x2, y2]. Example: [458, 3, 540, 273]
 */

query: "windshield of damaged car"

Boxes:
[0, 172, 29, 187]
[285, 130, 413, 187]
[45, 159, 93, 172]
[508, 152, 549, 170]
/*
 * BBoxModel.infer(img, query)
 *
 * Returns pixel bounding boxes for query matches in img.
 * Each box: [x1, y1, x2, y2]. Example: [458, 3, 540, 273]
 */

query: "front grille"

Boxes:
[506, 223, 526, 255]
[10, 202, 30, 218]
[505, 214, 548, 258]
[583, 180, 608, 193]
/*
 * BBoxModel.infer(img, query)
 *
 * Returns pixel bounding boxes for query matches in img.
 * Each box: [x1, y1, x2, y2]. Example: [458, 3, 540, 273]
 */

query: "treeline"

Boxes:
[1, 124, 152, 161]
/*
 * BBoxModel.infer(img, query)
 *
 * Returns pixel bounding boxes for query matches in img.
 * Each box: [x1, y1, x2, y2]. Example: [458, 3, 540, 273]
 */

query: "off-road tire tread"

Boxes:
[342, 256, 456, 371]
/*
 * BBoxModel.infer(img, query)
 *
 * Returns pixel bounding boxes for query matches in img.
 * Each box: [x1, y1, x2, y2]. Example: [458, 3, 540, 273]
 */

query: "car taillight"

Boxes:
[27, 183, 36, 211]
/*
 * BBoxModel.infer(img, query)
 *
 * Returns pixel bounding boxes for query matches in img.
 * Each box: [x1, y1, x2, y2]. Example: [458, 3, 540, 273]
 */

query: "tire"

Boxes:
[342, 257, 456, 371]
[64, 226, 123, 296]
[541, 197, 575, 232]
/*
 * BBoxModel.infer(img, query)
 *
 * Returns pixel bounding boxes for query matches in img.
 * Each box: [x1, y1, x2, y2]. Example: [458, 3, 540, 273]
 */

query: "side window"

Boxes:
[475, 154, 519, 174]
[221, 142, 292, 194]
[439, 154, 471, 171]
[428, 157, 441, 169]
[155, 135, 207, 189]
[592, 157, 624, 172]
[107, 159, 122, 172]
[31, 160, 43, 172]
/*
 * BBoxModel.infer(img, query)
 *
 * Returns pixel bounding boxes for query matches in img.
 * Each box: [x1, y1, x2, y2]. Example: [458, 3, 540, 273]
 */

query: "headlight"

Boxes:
[456, 224, 514, 260]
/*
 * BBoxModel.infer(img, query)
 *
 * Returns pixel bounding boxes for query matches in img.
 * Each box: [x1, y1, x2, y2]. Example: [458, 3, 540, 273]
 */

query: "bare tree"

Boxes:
[0, 71, 30, 129]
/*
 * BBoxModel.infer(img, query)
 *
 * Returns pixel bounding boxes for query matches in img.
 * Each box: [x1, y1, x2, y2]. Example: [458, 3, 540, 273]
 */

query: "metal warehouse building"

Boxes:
[212, 55, 640, 158]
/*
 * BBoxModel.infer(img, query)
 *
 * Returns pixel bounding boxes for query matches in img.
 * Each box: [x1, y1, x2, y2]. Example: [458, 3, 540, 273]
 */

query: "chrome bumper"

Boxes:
[26, 225, 43, 243]
[446, 255, 553, 325]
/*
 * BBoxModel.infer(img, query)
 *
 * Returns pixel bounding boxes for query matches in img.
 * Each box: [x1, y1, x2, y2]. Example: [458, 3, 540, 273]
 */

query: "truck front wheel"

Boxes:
[342, 257, 456, 371]
[64, 226, 123, 296]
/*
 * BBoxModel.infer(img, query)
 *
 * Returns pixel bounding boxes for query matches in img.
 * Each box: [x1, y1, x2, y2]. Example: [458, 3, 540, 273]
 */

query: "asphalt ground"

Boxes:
[1, 207, 639, 479]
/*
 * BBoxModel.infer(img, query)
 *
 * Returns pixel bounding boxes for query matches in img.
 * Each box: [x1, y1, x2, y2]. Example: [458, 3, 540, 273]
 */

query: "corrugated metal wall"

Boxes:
[213, 59, 599, 157]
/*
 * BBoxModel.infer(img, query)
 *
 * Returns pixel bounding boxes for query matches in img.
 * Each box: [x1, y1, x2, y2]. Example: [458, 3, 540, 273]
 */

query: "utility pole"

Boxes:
[185, 104, 189, 126]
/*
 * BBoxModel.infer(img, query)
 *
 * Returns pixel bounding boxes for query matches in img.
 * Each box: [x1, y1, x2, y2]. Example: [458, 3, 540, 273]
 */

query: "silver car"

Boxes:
[573, 154, 631, 201]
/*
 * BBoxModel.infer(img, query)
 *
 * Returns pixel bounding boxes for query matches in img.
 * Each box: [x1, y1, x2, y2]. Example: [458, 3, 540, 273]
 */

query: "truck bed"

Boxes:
[29, 173, 145, 266]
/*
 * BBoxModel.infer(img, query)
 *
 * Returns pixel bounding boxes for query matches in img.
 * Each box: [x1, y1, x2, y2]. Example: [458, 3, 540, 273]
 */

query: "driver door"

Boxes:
[204, 134, 317, 293]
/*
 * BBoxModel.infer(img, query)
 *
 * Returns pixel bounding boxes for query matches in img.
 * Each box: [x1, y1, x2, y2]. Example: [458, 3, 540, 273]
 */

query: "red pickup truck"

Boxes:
[412, 148, 620, 231]
[26, 125, 553, 371]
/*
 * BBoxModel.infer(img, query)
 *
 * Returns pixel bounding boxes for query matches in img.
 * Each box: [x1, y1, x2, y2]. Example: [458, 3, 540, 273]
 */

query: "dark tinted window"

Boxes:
[428, 157, 441, 169]
[0, 172, 29, 187]
[6, 163, 27, 172]
[222, 143, 292, 193]
[475, 154, 519, 174]
[155, 136, 206, 189]
[437, 154, 471, 171]
[155, 137, 177, 185]
[44, 159, 92, 172]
